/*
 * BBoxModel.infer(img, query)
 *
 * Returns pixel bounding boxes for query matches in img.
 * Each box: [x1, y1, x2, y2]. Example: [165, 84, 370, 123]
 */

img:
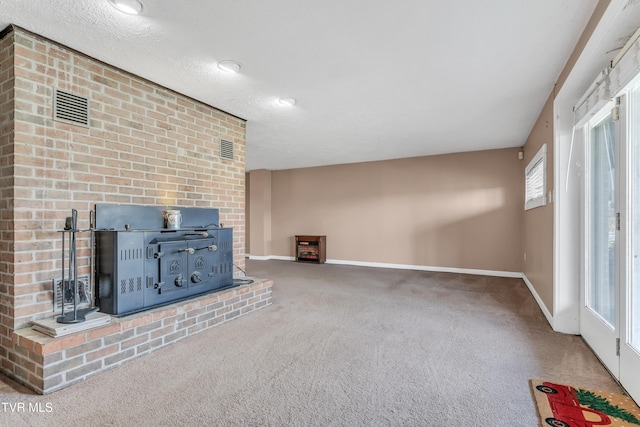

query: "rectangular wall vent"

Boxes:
[220, 139, 234, 161]
[53, 88, 90, 127]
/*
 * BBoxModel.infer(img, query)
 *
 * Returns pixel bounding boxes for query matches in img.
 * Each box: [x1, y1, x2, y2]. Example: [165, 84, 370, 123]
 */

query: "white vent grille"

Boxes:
[220, 139, 234, 161]
[53, 88, 90, 127]
[53, 275, 91, 312]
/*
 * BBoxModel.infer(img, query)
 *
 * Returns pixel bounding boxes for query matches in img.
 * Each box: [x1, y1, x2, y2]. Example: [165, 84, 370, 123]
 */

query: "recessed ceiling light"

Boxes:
[278, 98, 296, 107]
[217, 60, 242, 73]
[108, 0, 143, 15]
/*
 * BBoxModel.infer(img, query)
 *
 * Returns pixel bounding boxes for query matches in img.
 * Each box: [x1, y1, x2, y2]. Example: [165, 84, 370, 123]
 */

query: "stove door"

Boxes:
[147, 240, 191, 306]
[186, 235, 217, 292]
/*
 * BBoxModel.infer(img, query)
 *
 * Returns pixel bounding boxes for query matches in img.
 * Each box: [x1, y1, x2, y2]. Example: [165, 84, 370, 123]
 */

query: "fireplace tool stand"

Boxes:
[57, 209, 98, 324]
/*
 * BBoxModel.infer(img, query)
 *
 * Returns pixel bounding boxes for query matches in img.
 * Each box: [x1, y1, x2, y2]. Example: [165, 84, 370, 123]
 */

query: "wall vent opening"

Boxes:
[220, 139, 234, 161]
[53, 88, 90, 127]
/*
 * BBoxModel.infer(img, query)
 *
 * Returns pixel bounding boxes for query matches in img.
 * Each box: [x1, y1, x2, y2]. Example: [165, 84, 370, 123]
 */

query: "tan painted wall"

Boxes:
[247, 169, 272, 257]
[262, 148, 523, 272]
[522, 94, 554, 310]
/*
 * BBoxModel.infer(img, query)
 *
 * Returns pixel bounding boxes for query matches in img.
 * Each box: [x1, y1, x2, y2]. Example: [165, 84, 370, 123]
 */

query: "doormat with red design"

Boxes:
[531, 380, 640, 426]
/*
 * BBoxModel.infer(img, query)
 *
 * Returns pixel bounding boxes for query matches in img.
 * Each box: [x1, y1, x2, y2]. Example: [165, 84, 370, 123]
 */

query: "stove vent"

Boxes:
[53, 88, 90, 127]
[220, 139, 234, 160]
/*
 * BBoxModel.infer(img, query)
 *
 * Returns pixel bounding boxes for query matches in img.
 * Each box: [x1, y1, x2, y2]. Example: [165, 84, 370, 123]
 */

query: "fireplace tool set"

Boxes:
[56, 209, 98, 324]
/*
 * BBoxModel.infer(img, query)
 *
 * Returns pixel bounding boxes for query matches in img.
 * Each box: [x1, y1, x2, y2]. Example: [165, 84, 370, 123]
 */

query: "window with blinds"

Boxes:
[525, 144, 547, 210]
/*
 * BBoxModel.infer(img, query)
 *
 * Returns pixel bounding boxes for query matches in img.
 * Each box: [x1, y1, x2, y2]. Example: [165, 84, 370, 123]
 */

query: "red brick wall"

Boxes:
[0, 29, 16, 355]
[1, 26, 246, 332]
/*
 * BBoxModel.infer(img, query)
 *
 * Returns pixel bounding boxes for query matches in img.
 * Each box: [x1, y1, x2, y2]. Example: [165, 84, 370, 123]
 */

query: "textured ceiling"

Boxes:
[0, 0, 600, 170]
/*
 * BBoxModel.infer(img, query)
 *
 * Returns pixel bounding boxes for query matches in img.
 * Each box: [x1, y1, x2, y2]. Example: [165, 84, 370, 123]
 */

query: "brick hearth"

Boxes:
[11, 279, 272, 394]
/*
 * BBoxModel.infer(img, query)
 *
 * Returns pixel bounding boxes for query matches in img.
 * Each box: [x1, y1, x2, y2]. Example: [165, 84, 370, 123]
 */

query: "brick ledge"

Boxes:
[6, 277, 273, 394]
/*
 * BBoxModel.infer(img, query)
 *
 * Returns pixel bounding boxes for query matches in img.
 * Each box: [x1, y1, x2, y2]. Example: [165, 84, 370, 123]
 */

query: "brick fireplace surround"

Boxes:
[0, 26, 272, 394]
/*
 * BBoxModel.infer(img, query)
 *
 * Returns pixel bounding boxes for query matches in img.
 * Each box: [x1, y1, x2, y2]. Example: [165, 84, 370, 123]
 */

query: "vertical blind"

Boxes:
[526, 158, 544, 203]
[574, 28, 640, 127]
[525, 144, 547, 210]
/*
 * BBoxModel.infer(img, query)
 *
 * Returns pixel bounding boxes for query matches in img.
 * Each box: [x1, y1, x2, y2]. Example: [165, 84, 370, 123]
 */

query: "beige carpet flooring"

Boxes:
[0, 260, 624, 426]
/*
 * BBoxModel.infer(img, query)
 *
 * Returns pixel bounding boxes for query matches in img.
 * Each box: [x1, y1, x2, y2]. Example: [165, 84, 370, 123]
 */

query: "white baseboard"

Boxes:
[521, 273, 554, 327]
[325, 258, 523, 278]
[245, 254, 276, 261]
[247, 255, 295, 261]
[247, 255, 521, 278]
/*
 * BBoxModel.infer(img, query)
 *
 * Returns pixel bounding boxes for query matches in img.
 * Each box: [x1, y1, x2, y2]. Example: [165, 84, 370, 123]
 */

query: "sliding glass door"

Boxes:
[589, 114, 616, 324]
[582, 86, 640, 404]
[582, 106, 619, 378]
[621, 87, 640, 402]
